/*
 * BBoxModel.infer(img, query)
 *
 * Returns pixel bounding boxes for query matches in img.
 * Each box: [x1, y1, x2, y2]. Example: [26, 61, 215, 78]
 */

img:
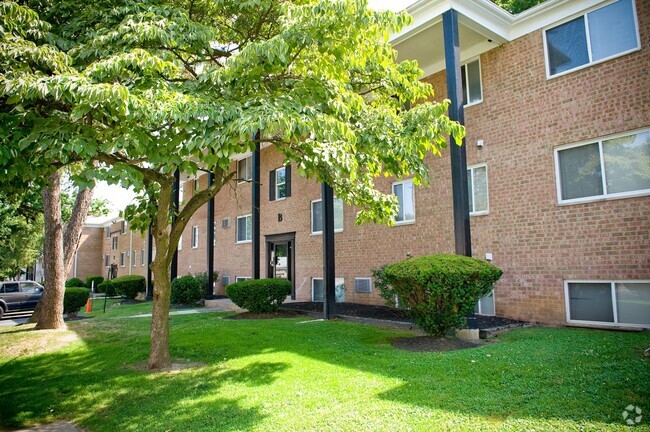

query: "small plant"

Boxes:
[110, 275, 146, 299]
[64, 287, 90, 318]
[226, 279, 291, 313]
[65, 277, 85, 288]
[96, 280, 117, 296]
[371, 264, 400, 308]
[384, 254, 503, 336]
[193, 271, 219, 296]
[171, 274, 203, 305]
[85, 275, 104, 291]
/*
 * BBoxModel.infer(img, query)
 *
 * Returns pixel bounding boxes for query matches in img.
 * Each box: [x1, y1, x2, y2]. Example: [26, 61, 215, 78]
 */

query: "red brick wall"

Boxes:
[68, 227, 103, 282]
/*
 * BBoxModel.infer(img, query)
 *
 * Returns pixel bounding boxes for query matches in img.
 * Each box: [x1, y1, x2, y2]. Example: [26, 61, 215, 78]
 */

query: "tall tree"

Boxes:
[1, 0, 465, 368]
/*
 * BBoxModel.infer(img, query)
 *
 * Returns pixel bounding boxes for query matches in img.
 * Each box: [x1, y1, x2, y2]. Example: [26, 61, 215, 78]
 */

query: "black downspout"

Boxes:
[206, 172, 215, 299]
[252, 131, 261, 279]
[322, 182, 336, 319]
[443, 9, 472, 257]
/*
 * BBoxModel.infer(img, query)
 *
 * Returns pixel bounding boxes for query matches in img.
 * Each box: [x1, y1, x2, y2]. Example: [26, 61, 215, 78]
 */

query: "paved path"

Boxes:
[11, 421, 81, 432]
[125, 298, 245, 318]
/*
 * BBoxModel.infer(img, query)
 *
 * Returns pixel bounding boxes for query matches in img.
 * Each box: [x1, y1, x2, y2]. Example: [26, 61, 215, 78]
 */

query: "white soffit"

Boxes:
[392, 0, 610, 76]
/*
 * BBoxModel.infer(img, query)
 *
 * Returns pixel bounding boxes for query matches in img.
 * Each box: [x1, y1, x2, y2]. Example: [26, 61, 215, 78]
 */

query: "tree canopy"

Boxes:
[1, 0, 465, 367]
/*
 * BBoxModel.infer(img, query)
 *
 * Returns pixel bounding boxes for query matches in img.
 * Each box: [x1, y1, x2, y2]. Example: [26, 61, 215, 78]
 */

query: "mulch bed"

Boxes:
[282, 302, 528, 330]
[391, 336, 484, 352]
[282, 302, 410, 322]
[225, 310, 304, 320]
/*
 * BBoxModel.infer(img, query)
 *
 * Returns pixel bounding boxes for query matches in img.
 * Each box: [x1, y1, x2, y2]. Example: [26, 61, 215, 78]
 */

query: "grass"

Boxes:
[1, 303, 649, 431]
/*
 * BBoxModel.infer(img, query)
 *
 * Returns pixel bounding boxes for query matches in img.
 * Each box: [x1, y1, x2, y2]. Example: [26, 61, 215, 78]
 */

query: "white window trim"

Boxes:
[237, 157, 252, 184]
[236, 214, 252, 244]
[104, 254, 110, 268]
[274, 166, 287, 201]
[391, 179, 416, 226]
[221, 275, 230, 286]
[543, 0, 641, 80]
[554, 128, 650, 205]
[310, 198, 344, 235]
[141, 249, 145, 267]
[564, 280, 650, 329]
[191, 225, 199, 249]
[236, 276, 251, 282]
[312, 278, 323, 302]
[133, 250, 137, 267]
[120, 252, 126, 267]
[467, 163, 489, 216]
[121, 221, 127, 235]
[475, 289, 495, 316]
[194, 177, 200, 193]
[354, 277, 373, 293]
[178, 235, 183, 251]
[462, 57, 483, 108]
[112, 236, 118, 250]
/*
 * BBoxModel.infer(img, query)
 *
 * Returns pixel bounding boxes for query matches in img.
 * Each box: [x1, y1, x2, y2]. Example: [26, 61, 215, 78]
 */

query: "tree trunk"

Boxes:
[33, 171, 66, 330]
[30, 186, 94, 324]
[147, 182, 174, 370]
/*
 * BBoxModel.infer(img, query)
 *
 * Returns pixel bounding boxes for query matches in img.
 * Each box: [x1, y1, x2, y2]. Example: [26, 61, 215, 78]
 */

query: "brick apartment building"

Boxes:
[70, 0, 650, 329]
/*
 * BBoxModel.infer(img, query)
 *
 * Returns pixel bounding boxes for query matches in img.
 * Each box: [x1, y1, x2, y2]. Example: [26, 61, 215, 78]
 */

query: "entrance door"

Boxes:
[266, 233, 295, 299]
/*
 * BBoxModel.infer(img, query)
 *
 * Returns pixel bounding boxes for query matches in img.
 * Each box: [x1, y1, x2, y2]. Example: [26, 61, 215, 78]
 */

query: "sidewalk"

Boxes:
[125, 298, 244, 318]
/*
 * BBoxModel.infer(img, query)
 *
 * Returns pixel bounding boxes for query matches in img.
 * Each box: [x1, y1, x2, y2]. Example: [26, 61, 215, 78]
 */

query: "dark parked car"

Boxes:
[0, 280, 44, 318]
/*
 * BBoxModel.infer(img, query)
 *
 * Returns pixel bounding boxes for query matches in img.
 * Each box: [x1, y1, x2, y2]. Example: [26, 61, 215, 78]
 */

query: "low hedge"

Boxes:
[64, 287, 90, 318]
[65, 277, 85, 288]
[384, 254, 503, 336]
[86, 275, 104, 291]
[111, 275, 146, 299]
[171, 274, 202, 305]
[226, 279, 292, 313]
[96, 280, 117, 296]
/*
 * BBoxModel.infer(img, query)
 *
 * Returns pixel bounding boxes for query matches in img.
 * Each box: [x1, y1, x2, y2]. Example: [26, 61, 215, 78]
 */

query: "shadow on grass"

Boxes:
[1, 312, 649, 430]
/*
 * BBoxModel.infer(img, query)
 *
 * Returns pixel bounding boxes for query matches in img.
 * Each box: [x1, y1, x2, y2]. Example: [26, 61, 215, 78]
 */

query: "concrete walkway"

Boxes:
[12, 421, 82, 432]
[125, 298, 244, 318]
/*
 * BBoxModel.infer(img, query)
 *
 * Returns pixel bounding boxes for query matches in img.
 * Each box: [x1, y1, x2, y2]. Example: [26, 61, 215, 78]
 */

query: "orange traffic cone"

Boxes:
[85, 298, 92, 313]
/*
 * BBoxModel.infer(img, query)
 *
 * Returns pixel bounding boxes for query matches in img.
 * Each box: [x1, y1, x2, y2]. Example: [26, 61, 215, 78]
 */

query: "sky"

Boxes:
[94, 0, 417, 212]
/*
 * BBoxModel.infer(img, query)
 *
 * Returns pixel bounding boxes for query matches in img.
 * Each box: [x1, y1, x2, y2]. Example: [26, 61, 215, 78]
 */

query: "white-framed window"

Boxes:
[544, 0, 640, 78]
[105, 227, 110, 238]
[132, 250, 137, 267]
[475, 290, 495, 316]
[222, 275, 230, 286]
[467, 164, 489, 215]
[237, 157, 252, 183]
[104, 254, 110, 267]
[392, 179, 415, 224]
[461, 58, 482, 106]
[311, 277, 345, 302]
[111, 236, 118, 250]
[354, 278, 372, 293]
[141, 249, 145, 266]
[121, 221, 127, 235]
[564, 280, 650, 328]
[236, 214, 252, 243]
[275, 167, 286, 200]
[120, 252, 126, 267]
[191, 225, 199, 249]
[311, 198, 344, 234]
[554, 129, 650, 204]
[179, 183, 185, 204]
[194, 177, 200, 193]
[178, 235, 183, 251]
[236, 276, 251, 282]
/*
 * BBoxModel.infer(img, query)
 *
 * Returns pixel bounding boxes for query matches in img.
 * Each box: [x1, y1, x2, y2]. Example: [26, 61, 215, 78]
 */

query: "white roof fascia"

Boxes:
[420, 39, 496, 77]
[393, 0, 612, 45]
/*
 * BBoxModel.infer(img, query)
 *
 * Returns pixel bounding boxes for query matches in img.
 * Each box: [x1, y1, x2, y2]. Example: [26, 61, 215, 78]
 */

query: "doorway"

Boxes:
[265, 232, 296, 299]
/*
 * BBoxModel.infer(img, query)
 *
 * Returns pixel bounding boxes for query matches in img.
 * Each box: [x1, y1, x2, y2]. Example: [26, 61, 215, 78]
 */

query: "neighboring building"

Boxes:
[73, 0, 649, 329]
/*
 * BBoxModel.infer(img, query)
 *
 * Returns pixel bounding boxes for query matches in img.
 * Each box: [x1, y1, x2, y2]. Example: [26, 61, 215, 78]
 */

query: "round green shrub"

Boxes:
[96, 280, 117, 296]
[111, 275, 145, 299]
[226, 279, 292, 313]
[193, 271, 219, 296]
[171, 274, 203, 305]
[384, 254, 503, 337]
[65, 277, 85, 288]
[86, 275, 104, 291]
[64, 287, 90, 318]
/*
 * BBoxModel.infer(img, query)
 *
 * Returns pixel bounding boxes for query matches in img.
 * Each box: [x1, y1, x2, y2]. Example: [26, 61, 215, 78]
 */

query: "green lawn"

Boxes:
[1, 304, 648, 431]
